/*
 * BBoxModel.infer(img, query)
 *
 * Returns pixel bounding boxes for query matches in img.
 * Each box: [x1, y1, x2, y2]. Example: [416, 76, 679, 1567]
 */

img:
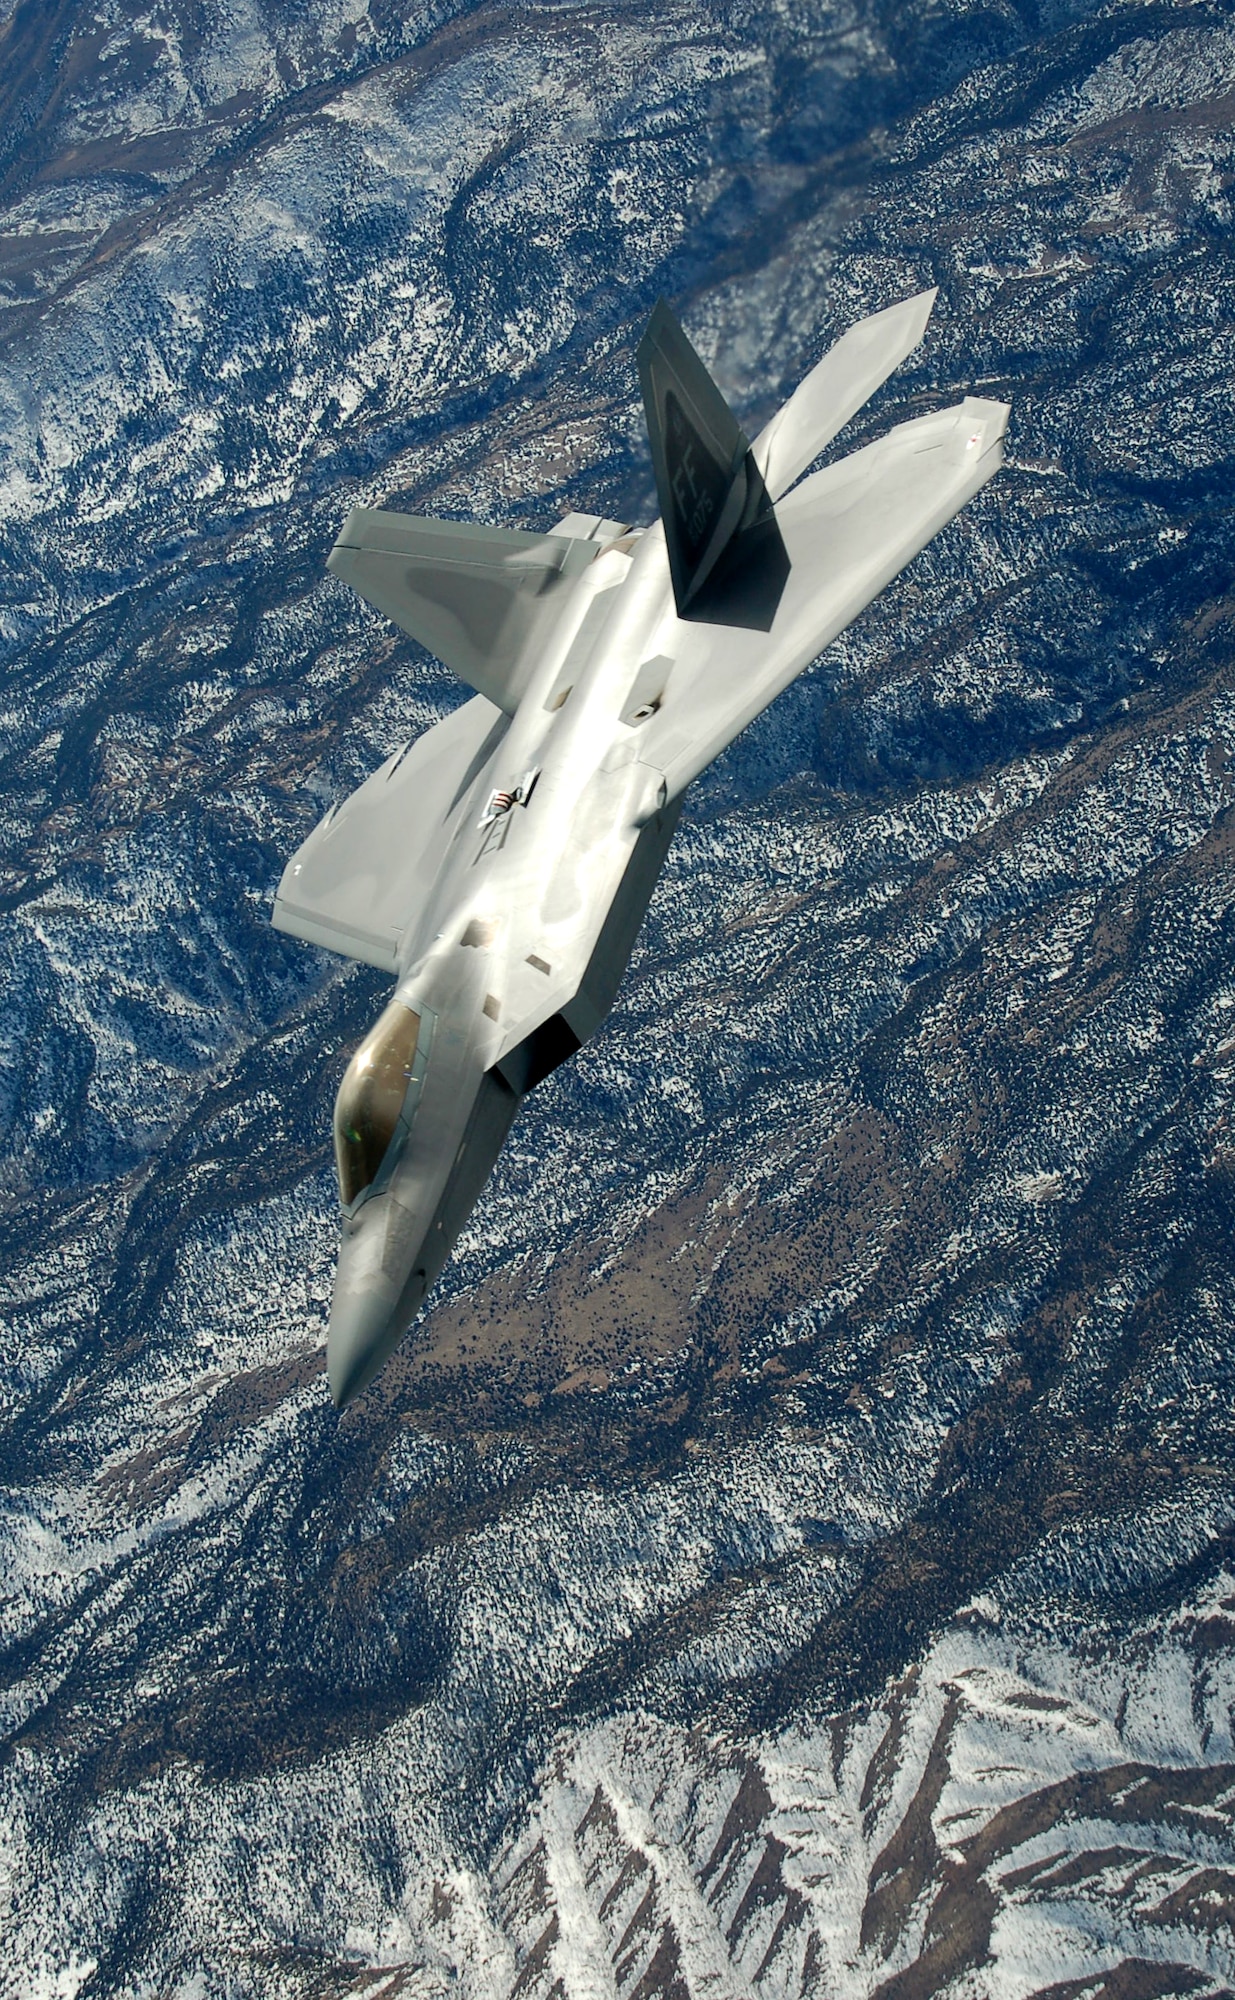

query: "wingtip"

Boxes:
[853, 285, 937, 356]
[906, 285, 939, 335]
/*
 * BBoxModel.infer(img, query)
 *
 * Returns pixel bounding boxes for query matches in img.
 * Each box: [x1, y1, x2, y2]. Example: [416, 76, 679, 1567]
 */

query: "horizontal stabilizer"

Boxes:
[638, 299, 789, 632]
[328, 510, 598, 715]
[272, 694, 507, 970]
[752, 288, 937, 502]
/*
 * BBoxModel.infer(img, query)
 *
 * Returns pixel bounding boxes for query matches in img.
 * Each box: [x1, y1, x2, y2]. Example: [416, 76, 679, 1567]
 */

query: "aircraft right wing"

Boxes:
[272, 694, 507, 971]
[633, 393, 1010, 800]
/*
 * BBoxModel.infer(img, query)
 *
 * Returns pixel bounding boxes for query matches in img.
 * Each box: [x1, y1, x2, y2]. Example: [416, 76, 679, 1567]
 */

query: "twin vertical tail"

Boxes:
[638, 299, 790, 633]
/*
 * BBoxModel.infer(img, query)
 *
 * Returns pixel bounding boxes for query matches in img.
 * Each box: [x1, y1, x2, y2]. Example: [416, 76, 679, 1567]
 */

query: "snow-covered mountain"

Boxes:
[2, 1, 1235, 1994]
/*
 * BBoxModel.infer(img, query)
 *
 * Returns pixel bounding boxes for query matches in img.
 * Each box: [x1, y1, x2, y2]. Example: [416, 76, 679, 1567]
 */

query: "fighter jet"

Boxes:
[273, 289, 1008, 1408]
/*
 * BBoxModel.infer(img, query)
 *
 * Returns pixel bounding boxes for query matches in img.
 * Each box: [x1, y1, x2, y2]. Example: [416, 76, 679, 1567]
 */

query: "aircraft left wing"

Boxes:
[632, 393, 1009, 800]
[328, 511, 599, 716]
[272, 694, 507, 971]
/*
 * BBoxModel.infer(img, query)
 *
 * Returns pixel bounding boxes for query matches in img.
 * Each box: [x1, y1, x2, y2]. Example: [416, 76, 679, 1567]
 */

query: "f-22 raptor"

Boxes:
[273, 290, 1008, 1408]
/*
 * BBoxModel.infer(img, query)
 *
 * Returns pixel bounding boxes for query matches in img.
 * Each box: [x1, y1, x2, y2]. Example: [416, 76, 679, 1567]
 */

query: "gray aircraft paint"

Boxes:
[273, 290, 1009, 1408]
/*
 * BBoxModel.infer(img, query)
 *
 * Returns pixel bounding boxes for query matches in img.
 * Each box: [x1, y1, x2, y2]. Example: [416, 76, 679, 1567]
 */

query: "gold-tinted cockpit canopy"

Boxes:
[333, 998, 431, 1212]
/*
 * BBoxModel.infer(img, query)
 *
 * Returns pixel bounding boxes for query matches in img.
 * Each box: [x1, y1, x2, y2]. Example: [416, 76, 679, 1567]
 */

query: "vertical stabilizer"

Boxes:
[637, 299, 790, 632]
[752, 287, 938, 502]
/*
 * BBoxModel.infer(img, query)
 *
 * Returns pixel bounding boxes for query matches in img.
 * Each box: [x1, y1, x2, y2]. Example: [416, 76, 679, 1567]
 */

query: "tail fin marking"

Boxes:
[638, 299, 790, 633]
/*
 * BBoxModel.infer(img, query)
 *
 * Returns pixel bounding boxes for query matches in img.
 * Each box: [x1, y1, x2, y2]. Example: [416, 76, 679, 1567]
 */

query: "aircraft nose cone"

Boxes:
[327, 1283, 398, 1411]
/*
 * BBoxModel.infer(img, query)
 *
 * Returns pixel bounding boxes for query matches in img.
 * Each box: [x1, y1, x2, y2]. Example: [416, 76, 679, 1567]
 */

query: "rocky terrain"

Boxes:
[2, 0, 1235, 1993]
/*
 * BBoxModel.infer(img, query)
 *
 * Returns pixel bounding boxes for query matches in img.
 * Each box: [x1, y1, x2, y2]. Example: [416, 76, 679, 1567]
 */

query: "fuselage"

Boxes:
[327, 524, 681, 1406]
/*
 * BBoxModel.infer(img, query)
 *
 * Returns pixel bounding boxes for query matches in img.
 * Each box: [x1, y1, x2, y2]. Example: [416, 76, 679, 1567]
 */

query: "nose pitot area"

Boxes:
[326, 1210, 418, 1409]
